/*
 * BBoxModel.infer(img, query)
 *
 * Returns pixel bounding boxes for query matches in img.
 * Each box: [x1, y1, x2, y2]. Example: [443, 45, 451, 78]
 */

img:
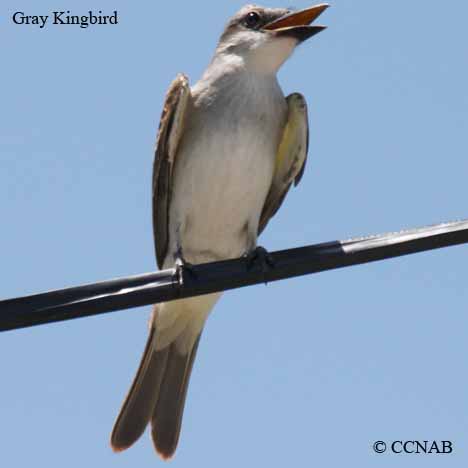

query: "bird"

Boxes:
[111, 3, 328, 459]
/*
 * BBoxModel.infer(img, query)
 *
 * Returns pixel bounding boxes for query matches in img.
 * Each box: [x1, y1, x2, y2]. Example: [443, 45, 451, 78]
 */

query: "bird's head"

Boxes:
[217, 4, 329, 74]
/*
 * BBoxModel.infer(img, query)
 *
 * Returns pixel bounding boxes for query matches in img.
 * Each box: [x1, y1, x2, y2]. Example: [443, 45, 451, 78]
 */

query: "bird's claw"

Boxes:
[175, 256, 197, 286]
[244, 246, 275, 283]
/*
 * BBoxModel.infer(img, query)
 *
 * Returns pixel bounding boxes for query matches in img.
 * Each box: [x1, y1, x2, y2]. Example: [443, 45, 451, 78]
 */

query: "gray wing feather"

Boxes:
[153, 74, 191, 268]
[258, 93, 309, 235]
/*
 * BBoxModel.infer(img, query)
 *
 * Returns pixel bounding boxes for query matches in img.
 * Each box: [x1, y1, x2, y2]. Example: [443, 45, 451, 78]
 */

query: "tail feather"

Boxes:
[110, 327, 169, 452]
[151, 334, 202, 459]
[110, 323, 203, 458]
[111, 293, 220, 458]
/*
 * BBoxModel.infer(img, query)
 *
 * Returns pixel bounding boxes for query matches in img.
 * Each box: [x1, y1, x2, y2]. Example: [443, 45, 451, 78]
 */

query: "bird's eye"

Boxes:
[244, 11, 261, 29]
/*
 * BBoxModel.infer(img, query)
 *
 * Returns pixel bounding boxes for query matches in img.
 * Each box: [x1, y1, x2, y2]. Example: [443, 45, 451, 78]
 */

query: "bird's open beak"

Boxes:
[263, 4, 329, 41]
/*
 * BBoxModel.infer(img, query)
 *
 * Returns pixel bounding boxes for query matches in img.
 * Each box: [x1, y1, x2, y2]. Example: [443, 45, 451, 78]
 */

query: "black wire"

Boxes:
[1, 219, 467, 332]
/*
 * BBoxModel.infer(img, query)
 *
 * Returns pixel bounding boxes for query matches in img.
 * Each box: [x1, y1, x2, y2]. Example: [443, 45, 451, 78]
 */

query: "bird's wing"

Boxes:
[153, 74, 192, 269]
[258, 93, 309, 236]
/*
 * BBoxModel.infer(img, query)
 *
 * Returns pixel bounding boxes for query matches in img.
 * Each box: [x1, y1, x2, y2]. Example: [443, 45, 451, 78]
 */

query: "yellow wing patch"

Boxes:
[258, 93, 309, 235]
[274, 93, 309, 186]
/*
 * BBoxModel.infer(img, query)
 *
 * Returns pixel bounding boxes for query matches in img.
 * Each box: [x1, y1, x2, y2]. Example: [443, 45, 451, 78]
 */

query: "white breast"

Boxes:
[167, 72, 287, 265]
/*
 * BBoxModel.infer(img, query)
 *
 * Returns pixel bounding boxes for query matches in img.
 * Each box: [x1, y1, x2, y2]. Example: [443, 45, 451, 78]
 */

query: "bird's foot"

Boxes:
[174, 255, 197, 286]
[243, 246, 275, 284]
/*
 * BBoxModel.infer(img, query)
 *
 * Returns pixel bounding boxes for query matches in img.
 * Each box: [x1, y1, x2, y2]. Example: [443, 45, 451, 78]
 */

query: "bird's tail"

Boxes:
[110, 293, 219, 459]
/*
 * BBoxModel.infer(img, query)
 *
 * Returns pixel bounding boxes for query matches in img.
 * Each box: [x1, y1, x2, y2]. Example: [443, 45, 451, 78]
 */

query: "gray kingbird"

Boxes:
[111, 3, 328, 459]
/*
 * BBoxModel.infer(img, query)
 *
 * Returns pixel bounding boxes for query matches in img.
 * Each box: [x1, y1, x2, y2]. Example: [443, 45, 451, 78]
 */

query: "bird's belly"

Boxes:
[169, 128, 277, 264]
